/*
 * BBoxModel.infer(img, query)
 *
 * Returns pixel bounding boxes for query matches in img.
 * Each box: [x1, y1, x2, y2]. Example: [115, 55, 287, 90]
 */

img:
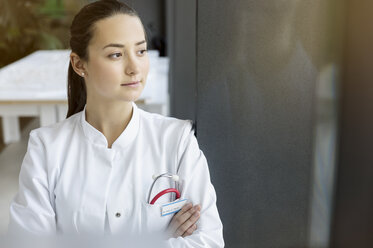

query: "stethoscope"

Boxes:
[147, 173, 181, 205]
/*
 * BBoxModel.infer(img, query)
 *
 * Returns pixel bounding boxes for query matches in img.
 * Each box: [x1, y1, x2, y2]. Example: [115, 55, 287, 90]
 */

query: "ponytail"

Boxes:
[66, 63, 86, 118]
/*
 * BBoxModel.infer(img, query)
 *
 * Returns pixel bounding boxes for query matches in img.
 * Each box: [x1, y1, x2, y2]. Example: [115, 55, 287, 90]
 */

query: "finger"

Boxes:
[170, 204, 198, 232]
[194, 204, 201, 212]
[174, 210, 200, 237]
[182, 224, 197, 238]
[168, 203, 194, 231]
[175, 203, 193, 218]
[175, 210, 200, 237]
[178, 204, 200, 227]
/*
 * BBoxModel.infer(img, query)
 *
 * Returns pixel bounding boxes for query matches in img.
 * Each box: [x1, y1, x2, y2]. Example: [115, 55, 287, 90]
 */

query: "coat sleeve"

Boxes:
[8, 130, 56, 236]
[166, 121, 225, 247]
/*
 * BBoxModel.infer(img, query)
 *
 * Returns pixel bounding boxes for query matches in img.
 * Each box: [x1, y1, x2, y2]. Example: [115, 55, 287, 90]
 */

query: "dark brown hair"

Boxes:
[67, 0, 141, 118]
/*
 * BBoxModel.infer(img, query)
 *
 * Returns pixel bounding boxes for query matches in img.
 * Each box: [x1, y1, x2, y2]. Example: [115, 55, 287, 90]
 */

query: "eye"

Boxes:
[137, 49, 148, 56]
[108, 52, 122, 59]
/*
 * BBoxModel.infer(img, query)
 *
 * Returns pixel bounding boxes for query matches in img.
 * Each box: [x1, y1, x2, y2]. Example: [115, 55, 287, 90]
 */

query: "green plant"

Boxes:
[0, 0, 69, 67]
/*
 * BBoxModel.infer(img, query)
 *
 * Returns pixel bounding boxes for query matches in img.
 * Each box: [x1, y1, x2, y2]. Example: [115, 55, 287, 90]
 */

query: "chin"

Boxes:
[122, 93, 143, 103]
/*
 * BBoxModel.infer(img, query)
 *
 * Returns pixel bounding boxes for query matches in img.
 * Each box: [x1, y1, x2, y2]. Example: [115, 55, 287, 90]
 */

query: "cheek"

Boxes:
[142, 60, 150, 78]
[89, 60, 122, 87]
[92, 60, 120, 78]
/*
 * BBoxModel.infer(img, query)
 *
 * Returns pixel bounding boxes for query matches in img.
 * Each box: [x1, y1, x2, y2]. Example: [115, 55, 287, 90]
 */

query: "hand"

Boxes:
[167, 203, 201, 238]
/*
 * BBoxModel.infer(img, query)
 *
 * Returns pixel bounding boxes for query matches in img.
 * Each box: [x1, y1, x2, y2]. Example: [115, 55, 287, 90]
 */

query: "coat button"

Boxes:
[115, 212, 121, 218]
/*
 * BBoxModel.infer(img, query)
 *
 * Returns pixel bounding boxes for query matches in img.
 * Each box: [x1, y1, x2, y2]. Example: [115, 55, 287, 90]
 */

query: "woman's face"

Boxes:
[84, 14, 149, 103]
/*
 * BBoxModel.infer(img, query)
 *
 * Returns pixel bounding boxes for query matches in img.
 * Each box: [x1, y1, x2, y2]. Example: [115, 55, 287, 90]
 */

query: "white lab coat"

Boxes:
[8, 102, 224, 247]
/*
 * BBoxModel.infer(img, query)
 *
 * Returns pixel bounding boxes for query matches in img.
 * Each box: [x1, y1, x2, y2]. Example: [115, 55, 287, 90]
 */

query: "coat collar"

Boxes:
[80, 102, 140, 150]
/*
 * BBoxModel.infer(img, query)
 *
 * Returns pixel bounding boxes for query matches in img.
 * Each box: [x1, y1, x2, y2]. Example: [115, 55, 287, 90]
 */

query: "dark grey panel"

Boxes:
[167, 0, 197, 120]
[124, 0, 165, 52]
[196, 1, 342, 247]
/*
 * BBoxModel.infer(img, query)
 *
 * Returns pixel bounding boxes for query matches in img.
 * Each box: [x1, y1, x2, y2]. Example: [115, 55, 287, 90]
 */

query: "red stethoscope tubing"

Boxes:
[150, 188, 181, 205]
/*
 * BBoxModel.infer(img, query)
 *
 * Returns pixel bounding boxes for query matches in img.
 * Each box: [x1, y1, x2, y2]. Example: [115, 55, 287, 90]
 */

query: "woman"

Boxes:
[8, 0, 224, 247]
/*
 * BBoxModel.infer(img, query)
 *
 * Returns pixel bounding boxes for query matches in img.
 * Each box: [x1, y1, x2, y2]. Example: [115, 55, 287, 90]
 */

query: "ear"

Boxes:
[70, 52, 87, 77]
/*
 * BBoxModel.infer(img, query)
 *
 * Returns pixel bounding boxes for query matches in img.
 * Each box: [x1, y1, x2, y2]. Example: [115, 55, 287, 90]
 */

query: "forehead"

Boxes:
[89, 14, 145, 47]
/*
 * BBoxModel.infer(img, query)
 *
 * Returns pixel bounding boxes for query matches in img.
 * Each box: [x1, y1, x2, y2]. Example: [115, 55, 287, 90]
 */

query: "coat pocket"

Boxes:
[141, 202, 174, 235]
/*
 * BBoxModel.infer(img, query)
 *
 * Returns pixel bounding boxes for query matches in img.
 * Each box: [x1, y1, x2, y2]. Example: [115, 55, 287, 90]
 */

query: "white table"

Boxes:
[0, 50, 169, 144]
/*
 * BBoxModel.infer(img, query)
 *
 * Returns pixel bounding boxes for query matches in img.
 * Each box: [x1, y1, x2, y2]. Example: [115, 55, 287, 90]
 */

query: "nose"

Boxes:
[125, 55, 140, 76]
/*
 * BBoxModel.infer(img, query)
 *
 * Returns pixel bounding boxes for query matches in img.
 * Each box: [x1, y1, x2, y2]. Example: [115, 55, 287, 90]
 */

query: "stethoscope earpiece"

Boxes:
[172, 174, 179, 182]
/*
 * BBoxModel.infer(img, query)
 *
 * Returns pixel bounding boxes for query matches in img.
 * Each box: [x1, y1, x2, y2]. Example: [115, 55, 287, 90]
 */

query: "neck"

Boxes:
[85, 99, 133, 148]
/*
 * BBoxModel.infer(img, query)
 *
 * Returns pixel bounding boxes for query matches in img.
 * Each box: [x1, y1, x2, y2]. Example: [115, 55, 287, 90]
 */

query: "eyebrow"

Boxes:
[102, 40, 146, 49]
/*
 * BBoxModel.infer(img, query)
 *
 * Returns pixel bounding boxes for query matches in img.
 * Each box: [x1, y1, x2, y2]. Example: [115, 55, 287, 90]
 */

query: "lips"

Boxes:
[121, 81, 140, 86]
